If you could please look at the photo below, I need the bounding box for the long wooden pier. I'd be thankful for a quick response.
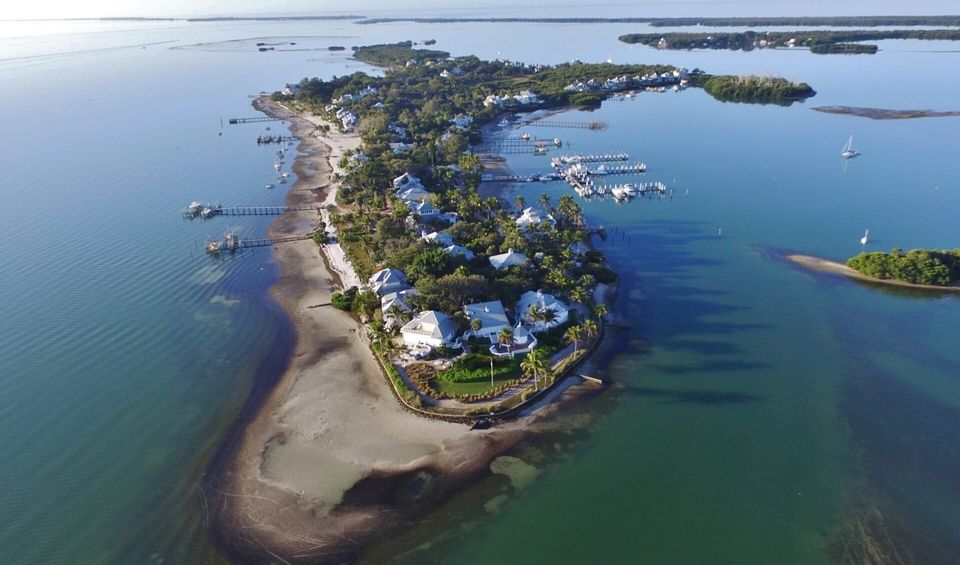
[239,234,312,248]
[523,120,607,130]
[183,204,320,220]
[228,116,282,124]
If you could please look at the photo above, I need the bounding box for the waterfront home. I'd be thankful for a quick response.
[282,83,301,96]
[450,114,474,129]
[516,289,570,332]
[420,230,455,247]
[444,244,475,261]
[463,300,510,340]
[412,200,440,219]
[381,288,420,325]
[369,268,410,296]
[393,172,423,191]
[483,94,508,107]
[489,248,528,270]
[401,310,458,349]
[513,90,541,105]
[489,321,538,357]
[569,241,590,257]
[395,185,431,203]
[516,207,554,229]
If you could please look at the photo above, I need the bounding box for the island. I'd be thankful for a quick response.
[848,248,960,287]
[206,42,817,562]
[619,29,960,55]
[813,106,960,120]
[785,253,960,294]
[701,75,815,104]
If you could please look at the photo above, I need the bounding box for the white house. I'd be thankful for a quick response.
[516,207,554,229]
[282,83,301,96]
[393,173,422,191]
[463,300,510,340]
[516,290,570,332]
[420,230,454,247]
[450,113,474,129]
[395,185,431,203]
[513,90,541,105]
[483,94,508,107]
[412,200,440,219]
[401,310,458,348]
[381,288,419,317]
[369,268,410,296]
[444,244,475,261]
[489,321,538,357]
[489,248,528,270]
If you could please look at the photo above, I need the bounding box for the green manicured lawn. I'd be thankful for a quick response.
[433,353,523,395]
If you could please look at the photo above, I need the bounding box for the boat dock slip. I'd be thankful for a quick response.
[183,204,321,219]
[522,119,607,130]
[256,135,296,144]
[205,233,313,255]
[228,116,283,124]
[552,153,630,165]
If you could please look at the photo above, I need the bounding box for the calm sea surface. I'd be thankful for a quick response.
[1,14,958,564]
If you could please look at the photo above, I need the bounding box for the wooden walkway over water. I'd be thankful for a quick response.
[184,204,321,220]
[522,120,607,130]
[238,234,312,248]
[228,116,282,124]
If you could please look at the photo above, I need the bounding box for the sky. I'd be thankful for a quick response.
[2,0,959,20]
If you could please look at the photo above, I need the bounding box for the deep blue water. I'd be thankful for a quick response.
[1,14,959,564]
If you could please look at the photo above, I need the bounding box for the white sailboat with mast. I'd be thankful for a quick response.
[841,135,860,159]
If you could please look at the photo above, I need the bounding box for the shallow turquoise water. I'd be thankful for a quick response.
[1,15,959,564]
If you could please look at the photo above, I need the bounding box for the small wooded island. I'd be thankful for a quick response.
[848,249,960,286]
[702,75,815,104]
[619,29,960,55]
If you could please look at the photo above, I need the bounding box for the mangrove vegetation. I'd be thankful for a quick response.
[848,249,960,286]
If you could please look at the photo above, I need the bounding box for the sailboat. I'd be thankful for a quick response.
[860,229,870,245]
[841,136,861,159]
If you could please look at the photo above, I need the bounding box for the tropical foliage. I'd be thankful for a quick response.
[848,249,960,286]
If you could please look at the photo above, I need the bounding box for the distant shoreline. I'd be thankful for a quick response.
[785,253,960,294]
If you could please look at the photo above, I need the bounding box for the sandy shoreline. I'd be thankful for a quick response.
[785,253,960,294]
[204,99,560,563]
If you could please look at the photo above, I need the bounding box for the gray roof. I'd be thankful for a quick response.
[401,310,457,342]
[463,300,509,330]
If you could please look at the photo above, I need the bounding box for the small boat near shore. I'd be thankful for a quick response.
[860,229,869,245]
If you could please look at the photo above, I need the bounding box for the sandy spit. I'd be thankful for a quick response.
[786,253,960,294]
[203,98,541,564]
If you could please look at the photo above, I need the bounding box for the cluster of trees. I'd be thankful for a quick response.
[702,75,815,104]
[646,16,960,27]
[848,249,960,286]
[619,29,960,56]
[275,45,625,356]
[352,41,450,66]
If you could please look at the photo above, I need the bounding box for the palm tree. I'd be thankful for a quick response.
[583,319,598,340]
[569,286,589,307]
[514,195,526,211]
[470,317,483,336]
[521,347,549,391]
[540,306,559,328]
[538,193,551,210]
[526,304,542,325]
[593,303,608,322]
[497,327,514,353]
[564,325,584,352]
